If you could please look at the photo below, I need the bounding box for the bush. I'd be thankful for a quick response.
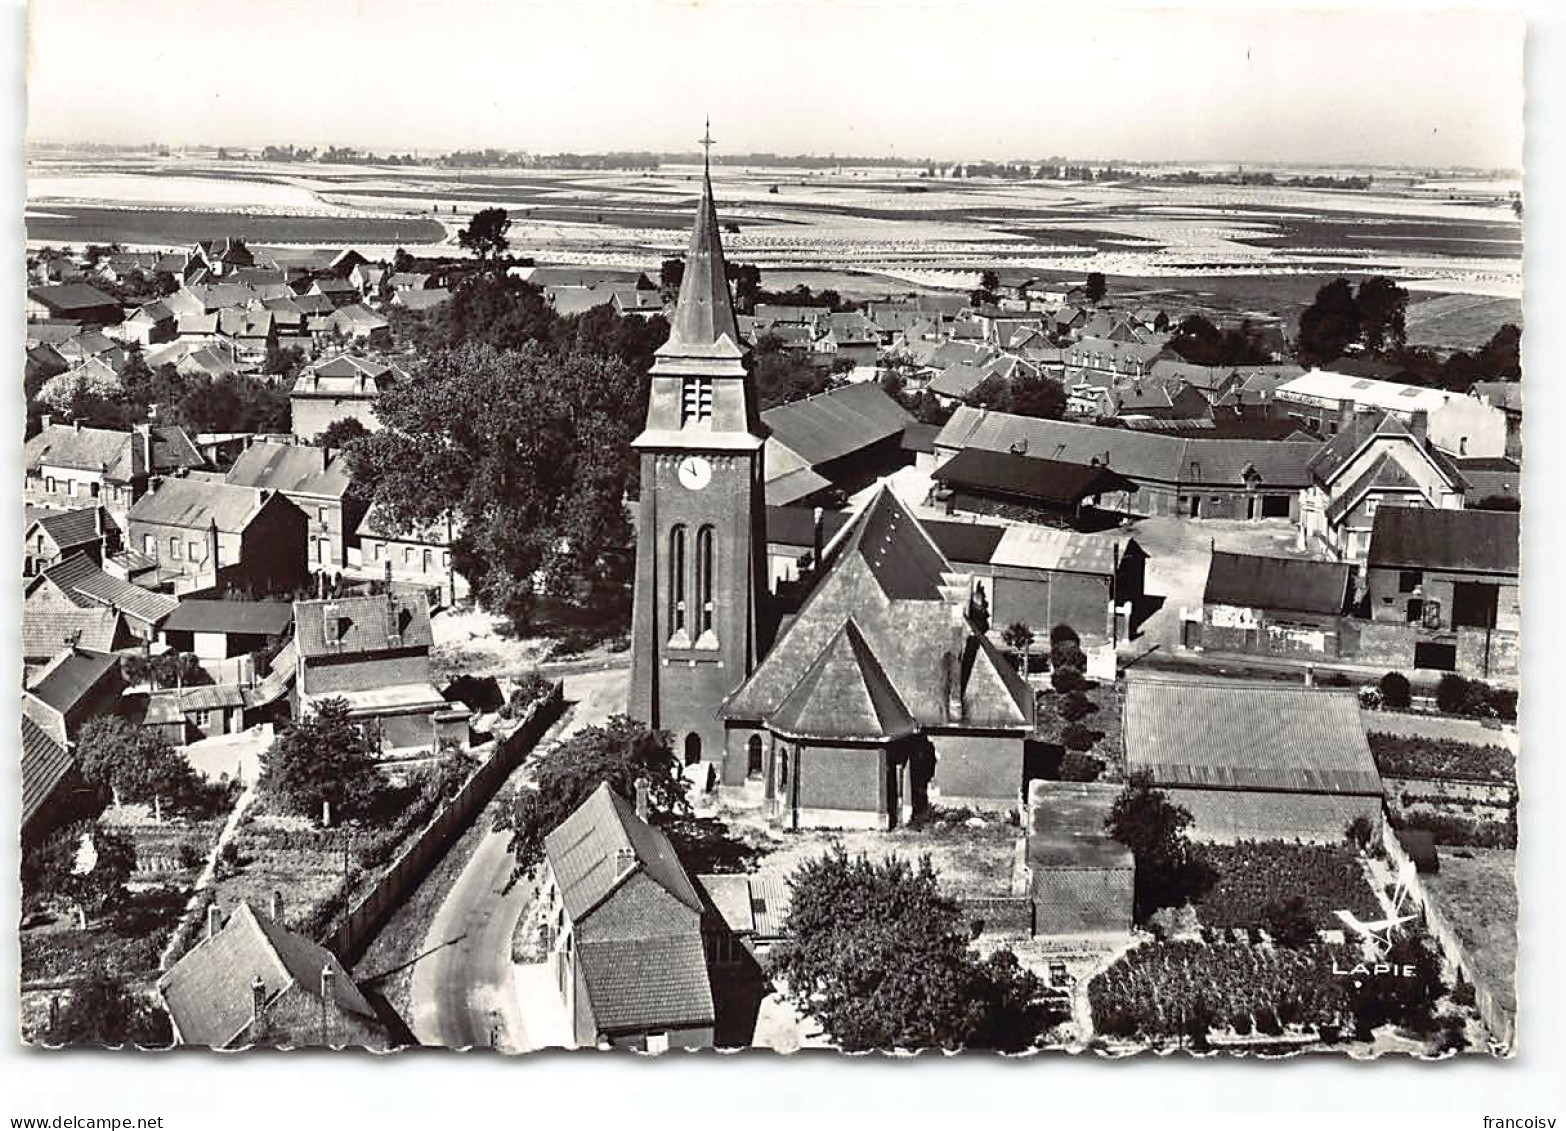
[1450,981,1477,1009]
[1061,722,1097,751]
[176,843,204,871]
[1254,1006,1283,1037]
[1345,815,1375,851]
[499,670,554,720]
[1001,622,1035,654]
[1367,732,1514,784]
[1263,896,1318,948]
[1230,1011,1254,1036]
[1059,691,1096,723]
[1435,674,1471,715]
[1147,904,1199,941]
[1358,686,1382,711]
[1049,624,1080,646]
[1379,671,1412,711]
[1059,752,1104,783]
[1050,641,1087,672]
[1050,666,1084,694]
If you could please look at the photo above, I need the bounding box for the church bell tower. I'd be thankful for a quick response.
[627,123,767,777]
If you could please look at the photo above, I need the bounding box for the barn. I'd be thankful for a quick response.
[1122,675,1383,843]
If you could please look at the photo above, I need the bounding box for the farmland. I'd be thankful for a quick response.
[1191,841,1382,929]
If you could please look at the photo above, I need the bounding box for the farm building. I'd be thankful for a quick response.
[1276,369,1507,459]
[25,284,122,326]
[1191,550,1352,660]
[1358,506,1519,680]
[159,599,294,661]
[22,648,126,747]
[1025,780,1135,937]
[760,382,915,507]
[930,448,1139,528]
[1122,675,1383,844]
[934,406,1316,522]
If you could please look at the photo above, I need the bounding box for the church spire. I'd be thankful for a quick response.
[665,119,742,355]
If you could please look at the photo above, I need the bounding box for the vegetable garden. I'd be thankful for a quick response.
[1367,733,1515,785]
[1191,841,1381,929]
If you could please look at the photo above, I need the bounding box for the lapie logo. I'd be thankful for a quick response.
[1331,858,1420,979]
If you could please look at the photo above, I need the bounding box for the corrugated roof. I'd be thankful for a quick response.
[768,619,918,742]
[761,382,914,469]
[162,599,294,636]
[1204,551,1350,616]
[543,783,704,923]
[294,592,432,658]
[1124,676,1382,796]
[1368,506,1519,574]
[990,523,1118,576]
[21,715,76,832]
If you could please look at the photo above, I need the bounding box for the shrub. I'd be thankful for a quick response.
[176,843,204,871]
[1367,732,1514,784]
[1230,1011,1254,1036]
[1059,691,1096,722]
[1379,671,1412,711]
[1051,666,1084,694]
[1059,752,1104,783]
[1435,674,1472,715]
[1001,622,1035,654]
[1358,686,1382,711]
[1147,905,1199,941]
[1254,1006,1283,1036]
[1061,722,1097,751]
[1050,641,1087,672]
[1049,623,1080,646]
[1345,815,1375,851]
[1263,896,1318,948]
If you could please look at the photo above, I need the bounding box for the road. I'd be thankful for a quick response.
[408,665,628,1050]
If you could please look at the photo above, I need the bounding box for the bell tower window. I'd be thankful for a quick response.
[695,525,715,643]
[669,525,688,642]
[681,377,713,425]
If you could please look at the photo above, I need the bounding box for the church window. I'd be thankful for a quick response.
[681,377,714,425]
[669,525,688,636]
[696,525,715,637]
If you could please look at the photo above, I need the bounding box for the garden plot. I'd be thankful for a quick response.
[1191,842,1382,930]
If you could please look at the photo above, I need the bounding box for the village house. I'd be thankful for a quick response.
[1469,381,1522,459]
[1276,368,1508,458]
[1188,550,1353,659]
[23,421,162,526]
[290,354,406,440]
[22,648,126,747]
[122,300,178,347]
[21,716,83,846]
[25,283,122,326]
[325,304,392,346]
[190,238,256,278]
[1062,335,1167,384]
[21,601,125,672]
[392,288,452,313]
[536,781,715,1051]
[292,592,469,756]
[23,505,117,576]
[158,599,294,661]
[1299,408,1467,565]
[308,276,363,309]
[126,478,308,596]
[351,505,469,606]
[224,440,357,576]
[1358,506,1519,680]
[1123,674,1383,843]
[29,552,180,644]
[144,683,251,743]
[158,899,389,1049]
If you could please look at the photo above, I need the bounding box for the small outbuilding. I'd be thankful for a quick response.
[1025,780,1135,937]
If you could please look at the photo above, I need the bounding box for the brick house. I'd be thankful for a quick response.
[351,504,469,606]
[23,506,117,576]
[29,553,179,644]
[127,478,308,596]
[537,782,714,1051]
[289,354,407,441]
[224,440,358,576]
[1191,550,1353,660]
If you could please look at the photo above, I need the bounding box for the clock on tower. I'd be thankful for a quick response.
[627,126,768,780]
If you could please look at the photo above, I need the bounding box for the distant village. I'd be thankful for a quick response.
[20,168,1521,1057]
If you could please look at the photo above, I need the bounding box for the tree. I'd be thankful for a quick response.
[971,269,1001,307]
[1001,621,1034,655]
[1296,278,1361,366]
[315,417,371,451]
[41,969,173,1048]
[1105,772,1203,922]
[1347,934,1444,1039]
[770,849,1054,1052]
[659,257,685,301]
[1084,272,1107,304]
[753,334,836,410]
[349,343,643,628]
[1005,372,1068,420]
[1263,895,1317,947]
[1378,671,1412,711]
[258,698,386,823]
[1059,691,1096,723]
[499,715,688,877]
[74,718,200,812]
[44,824,137,926]
[1356,277,1409,353]
[457,207,512,262]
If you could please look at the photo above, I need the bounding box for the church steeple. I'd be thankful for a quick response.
[662,119,743,358]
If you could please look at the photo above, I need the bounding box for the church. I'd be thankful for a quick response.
[628,138,1035,830]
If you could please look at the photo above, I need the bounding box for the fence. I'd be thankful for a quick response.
[1379,821,1515,1051]
[321,680,566,963]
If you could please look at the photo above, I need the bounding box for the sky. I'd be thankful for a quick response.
[25,0,1525,169]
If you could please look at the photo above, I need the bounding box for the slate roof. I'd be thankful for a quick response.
[128,479,271,533]
[768,619,918,742]
[151,426,206,472]
[28,283,120,316]
[21,716,76,833]
[294,592,433,658]
[1123,676,1382,796]
[934,406,1318,488]
[26,648,120,713]
[224,441,349,498]
[22,604,122,660]
[157,901,378,1048]
[933,448,1137,505]
[24,423,142,480]
[1203,551,1351,616]
[761,382,914,468]
[43,553,180,625]
[162,599,294,637]
[928,361,988,400]
[575,935,714,1033]
[1367,506,1519,575]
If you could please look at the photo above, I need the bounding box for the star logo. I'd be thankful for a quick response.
[1334,858,1419,963]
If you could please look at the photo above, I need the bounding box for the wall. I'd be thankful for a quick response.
[1169,786,1381,845]
[321,682,565,962]
[791,741,888,827]
[932,730,1023,809]
[1365,566,1520,635]
[1029,868,1135,936]
[1430,397,1506,460]
[1198,604,1344,659]
[1348,618,1520,682]
[992,567,1112,644]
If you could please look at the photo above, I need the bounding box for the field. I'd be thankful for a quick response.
[26,155,1522,334]
[1405,294,1525,349]
[1422,849,1517,1016]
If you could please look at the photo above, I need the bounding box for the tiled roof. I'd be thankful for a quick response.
[43,553,180,625]
[1123,676,1382,796]
[933,448,1137,505]
[543,783,704,923]
[928,361,988,400]
[157,902,377,1048]
[22,604,122,660]
[162,599,294,637]
[293,592,433,658]
[697,874,791,938]
[1368,506,1519,575]
[224,441,349,498]
[761,381,913,469]
[21,716,76,832]
[24,423,141,480]
[152,426,206,472]
[128,478,270,533]
[1204,551,1350,616]
[26,648,120,713]
[31,506,105,549]
[768,618,918,742]
[576,935,714,1033]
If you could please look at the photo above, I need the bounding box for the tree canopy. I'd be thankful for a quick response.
[753,334,840,410]
[969,372,1068,420]
[1106,772,1209,922]
[1167,314,1272,367]
[771,849,1057,1052]
[257,698,386,823]
[41,969,173,1048]
[314,417,371,451]
[1084,272,1107,304]
[1296,278,1363,366]
[457,207,512,261]
[498,715,689,877]
[74,717,200,812]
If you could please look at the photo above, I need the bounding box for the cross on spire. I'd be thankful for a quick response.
[698,118,715,172]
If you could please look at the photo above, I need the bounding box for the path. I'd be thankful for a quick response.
[407,667,628,1050]
[1363,710,1517,755]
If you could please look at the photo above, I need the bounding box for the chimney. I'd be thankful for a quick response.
[147,401,159,422]
[323,601,341,645]
[1337,397,1356,432]
[812,507,825,569]
[270,890,284,922]
[614,846,637,878]
[385,592,401,645]
[634,776,650,822]
[1409,408,1429,444]
[206,903,222,940]
[250,976,267,1039]
[209,517,220,571]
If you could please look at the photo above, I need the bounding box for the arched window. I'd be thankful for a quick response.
[684,732,702,766]
[696,525,715,637]
[669,525,687,636]
[747,734,764,778]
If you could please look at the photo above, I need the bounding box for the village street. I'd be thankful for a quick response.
[407,664,629,1050]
